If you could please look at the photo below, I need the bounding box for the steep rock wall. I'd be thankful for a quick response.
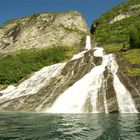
[0,11,89,54]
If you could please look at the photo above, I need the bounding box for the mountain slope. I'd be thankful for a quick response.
[0,11,89,54]
[91,0,140,78]
[0,11,89,87]
[91,0,140,45]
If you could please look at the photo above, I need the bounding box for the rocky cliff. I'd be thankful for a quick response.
[0,11,89,54]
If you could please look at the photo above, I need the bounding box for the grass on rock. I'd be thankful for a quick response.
[103,43,140,77]
[0,46,78,85]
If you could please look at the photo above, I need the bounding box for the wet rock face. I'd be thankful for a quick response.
[104,68,119,113]
[0,47,139,113]
[0,11,89,54]
[117,58,140,112]
[0,50,101,111]
[117,71,140,112]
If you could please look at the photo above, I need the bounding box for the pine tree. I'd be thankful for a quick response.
[129,26,140,49]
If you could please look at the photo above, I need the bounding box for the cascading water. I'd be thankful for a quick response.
[109,55,138,113]
[45,47,109,113]
[0,63,66,103]
[0,35,138,113]
[71,35,91,60]
[85,35,91,50]
[45,37,138,113]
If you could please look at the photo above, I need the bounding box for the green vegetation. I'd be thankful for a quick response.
[123,49,140,64]
[123,67,140,76]
[0,46,78,85]
[93,16,140,45]
[129,26,140,49]
[103,44,140,65]
[91,0,140,45]
[103,43,140,76]
[92,0,140,26]
[102,44,123,53]
[90,0,140,77]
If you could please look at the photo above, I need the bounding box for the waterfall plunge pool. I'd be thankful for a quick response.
[0,111,140,140]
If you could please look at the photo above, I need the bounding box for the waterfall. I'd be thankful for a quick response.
[0,85,16,94]
[71,35,91,60]
[45,48,108,113]
[46,45,138,113]
[85,35,91,50]
[107,54,138,113]
[108,55,138,113]
[0,35,138,113]
[45,64,105,113]
[0,63,65,103]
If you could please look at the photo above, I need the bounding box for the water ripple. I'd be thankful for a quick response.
[0,112,140,140]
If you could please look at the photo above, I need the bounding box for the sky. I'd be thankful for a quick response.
[0,0,127,27]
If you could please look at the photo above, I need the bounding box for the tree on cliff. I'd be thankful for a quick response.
[129,26,140,49]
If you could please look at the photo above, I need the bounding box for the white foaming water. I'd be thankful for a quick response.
[94,47,105,57]
[0,85,16,94]
[108,54,138,113]
[71,35,92,60]
[71,50,87,60]
[0,63,65,103]
[0,35,138,113]
[46,48,108,113]
[46,47,138,113]
[45,66,105,113]
[85,35,91,50]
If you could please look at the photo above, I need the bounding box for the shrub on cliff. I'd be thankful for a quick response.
[0,46,77,84]
[129,26,140,49]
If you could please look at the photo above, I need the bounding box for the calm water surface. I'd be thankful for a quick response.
[0,112,140,140]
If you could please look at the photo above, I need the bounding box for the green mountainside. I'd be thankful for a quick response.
[91,0,140,45]
[0,46,77,85]
[91,0,140,78]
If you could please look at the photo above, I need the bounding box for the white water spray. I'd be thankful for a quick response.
[107,55,138,113]
[46,45,138,113]
[85,35,91,50]
[0,35,138,113]
[46,47,107,113]
[0,63,65,103]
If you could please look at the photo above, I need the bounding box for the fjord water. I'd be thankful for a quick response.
[0,112,140,140]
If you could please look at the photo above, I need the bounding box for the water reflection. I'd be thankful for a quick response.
[95,114,122,140]
[118,114,140,140]
[0,112,140,140]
